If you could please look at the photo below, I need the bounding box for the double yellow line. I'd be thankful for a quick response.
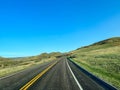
[20,61,58,90]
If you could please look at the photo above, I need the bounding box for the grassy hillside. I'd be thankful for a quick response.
[69,37,120,89]
[0,37,120,89]
[0,52,62,77]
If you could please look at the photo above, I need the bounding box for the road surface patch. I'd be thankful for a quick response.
[20,61,58,90]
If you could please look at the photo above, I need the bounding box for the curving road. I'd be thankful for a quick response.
[0,57,115,90]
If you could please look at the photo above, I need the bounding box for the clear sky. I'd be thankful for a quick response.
[0,0,120,57]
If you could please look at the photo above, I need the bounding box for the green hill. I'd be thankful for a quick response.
[0,52,62,78]
[0,37,120,89]
[69,37,120,89]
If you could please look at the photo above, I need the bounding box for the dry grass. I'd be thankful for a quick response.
[0,56,56,78]
[0,52,62,78]
[70,42,120,89]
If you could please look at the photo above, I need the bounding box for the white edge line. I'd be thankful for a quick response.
[66,60,83,90]
[0,69,24,80]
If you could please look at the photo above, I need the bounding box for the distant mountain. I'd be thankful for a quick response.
[0,37,120,88]
[11,52,63,61]
[0,57,10,61]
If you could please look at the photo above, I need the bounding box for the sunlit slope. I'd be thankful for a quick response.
[69,37,120,89]
[0,52,62,77]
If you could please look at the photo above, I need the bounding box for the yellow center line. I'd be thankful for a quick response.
[20,61,58,90]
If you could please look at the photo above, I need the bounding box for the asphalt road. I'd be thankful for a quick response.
[0,57,108,90]
[0,60,57,90]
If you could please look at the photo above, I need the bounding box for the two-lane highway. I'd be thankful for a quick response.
[24,57,105,90]
[25,57,81,90]
[0,57,113,90]
[0,60,57,90]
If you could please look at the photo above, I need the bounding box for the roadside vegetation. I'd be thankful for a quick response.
[69,37,120,89]
[0,52,62,78]
[1,37,120,89]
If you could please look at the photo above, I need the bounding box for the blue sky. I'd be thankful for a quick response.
[0,0,120,57]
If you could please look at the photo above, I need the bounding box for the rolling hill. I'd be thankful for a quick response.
[0,52,62,77]
[0,37,120,89]
[69,37,120,89]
